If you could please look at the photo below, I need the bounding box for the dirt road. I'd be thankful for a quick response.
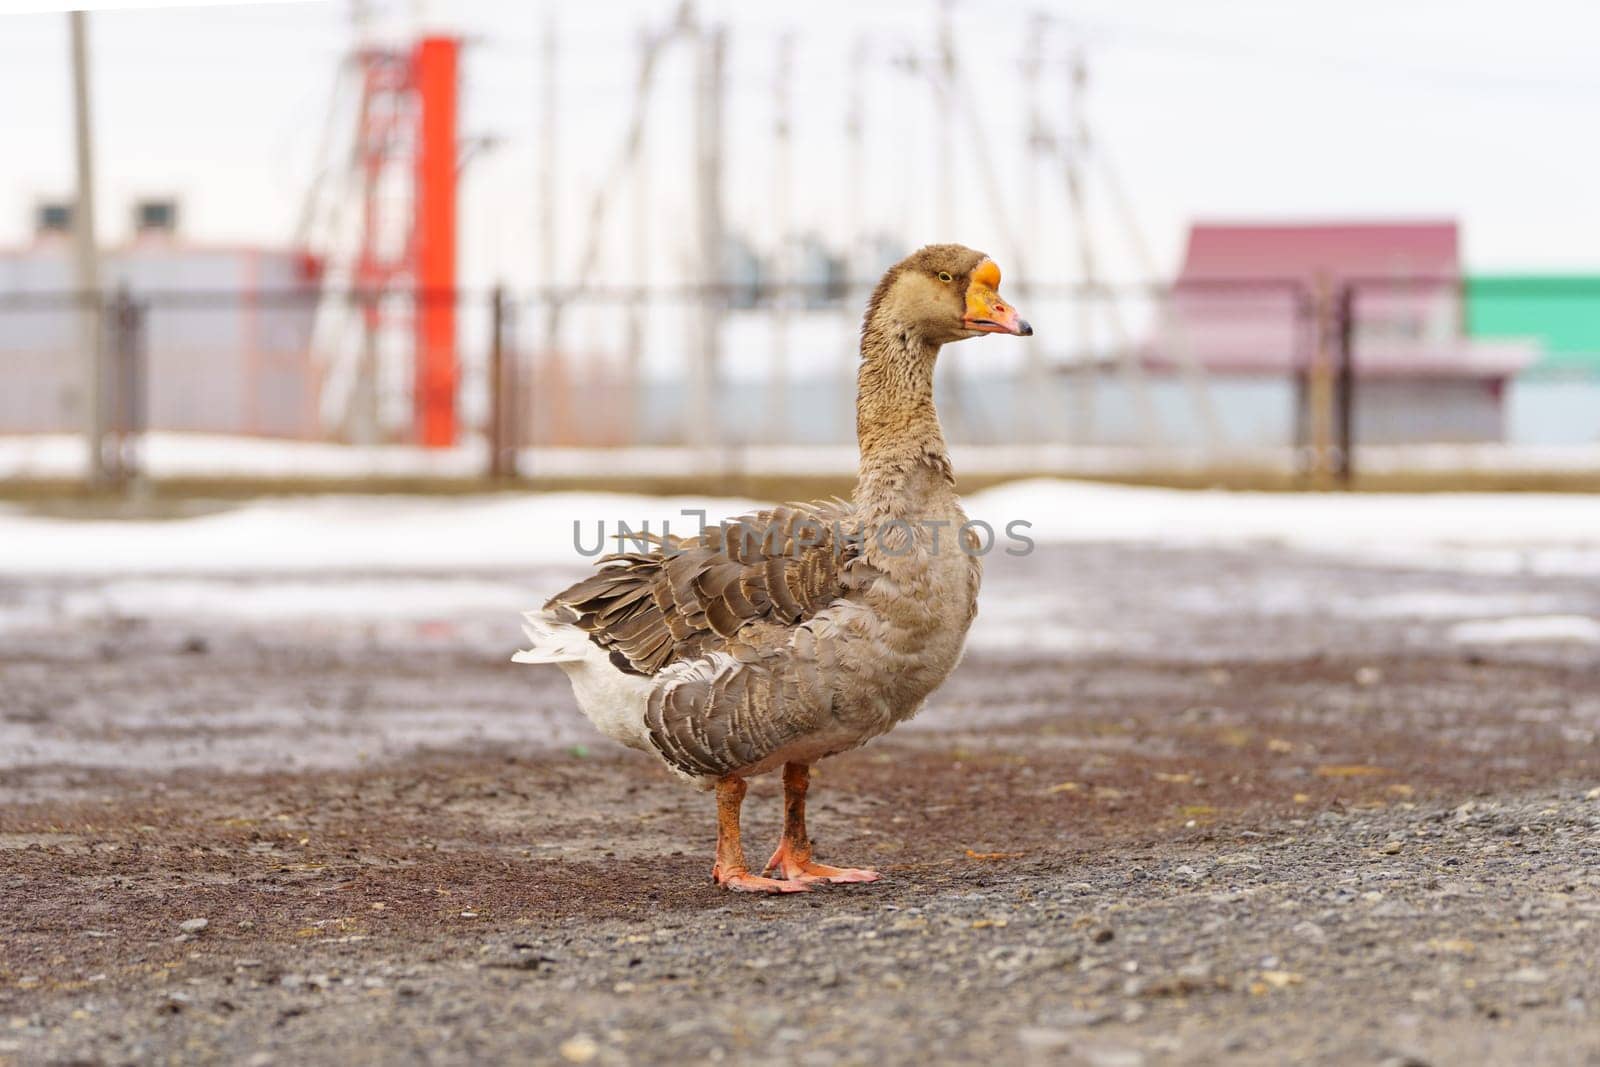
[3,540,1599,1065]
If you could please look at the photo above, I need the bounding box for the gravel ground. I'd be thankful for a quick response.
[3,540,1599,1066]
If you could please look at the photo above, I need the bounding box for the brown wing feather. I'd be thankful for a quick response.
[543,500,858,677]
[642,640,828,779]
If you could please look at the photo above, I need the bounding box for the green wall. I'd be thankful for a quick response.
[1465,275,1600,374]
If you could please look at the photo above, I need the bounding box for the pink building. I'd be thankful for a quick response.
[1152,221,1534,442]
[0,205,322,438]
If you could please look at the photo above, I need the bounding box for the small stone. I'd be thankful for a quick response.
[1380,840,1403,855]
[1355,666,1383,687]
[180,918,209,934]
[1508,967,1550,984]
[1016,1027,1072,1053]
[1090,926,1115,944]
[1084,1043,1146,1067]
[1258,970,1303,989]
[559,1035,599,1063]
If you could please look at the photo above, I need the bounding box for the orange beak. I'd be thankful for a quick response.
[963,259,1033,336]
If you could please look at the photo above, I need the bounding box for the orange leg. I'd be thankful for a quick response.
[763,763,881,885]
[711,776,811,894]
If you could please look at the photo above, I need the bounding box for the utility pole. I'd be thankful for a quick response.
[1096,145,1223,452]
[767,33,793,442]
[1063,48,1160,447]
[547,2,690,446]
[840,35,868,423]
[538,12,557,326]
[1062,50,1098,446]
[624,28,652,443]
[933,0,955,227]
[931,0,968,441]
[688,23,725,446]
[69,11,107,488]
[1019,16,1049,442]
[537,11,560,444]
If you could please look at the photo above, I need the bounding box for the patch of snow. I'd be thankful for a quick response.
[1447,616,1600,645]
[0,492,756,576]
[1169,584,1570,620]
[964,619,1150,656]
[50,578,529,622]
[966,479,1600,576]
[1,479,1598,579]
[1341,592,1571,619]
[965,595,1151,656]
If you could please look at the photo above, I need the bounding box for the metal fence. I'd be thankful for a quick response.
[2,278,1598,487]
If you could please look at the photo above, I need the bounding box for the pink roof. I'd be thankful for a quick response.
[1180,220,1459,283]
[1152,220,1531,378]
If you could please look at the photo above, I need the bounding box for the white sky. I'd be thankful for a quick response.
[2,0,1599,290]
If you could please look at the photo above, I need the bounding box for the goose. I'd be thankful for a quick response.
[515,244,1032,892]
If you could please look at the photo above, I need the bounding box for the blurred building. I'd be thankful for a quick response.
[1152,221,1535,444]
[0,199,322,437]
[790,233,848,308]
[1466,275,1600,377]
[722,233,764,310]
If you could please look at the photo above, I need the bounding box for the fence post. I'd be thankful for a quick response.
[487,285,518,480]
[1333,283,1357,488]
[105,285,146,490]
[126,291,147,488]
[83,289,108,490]
[1303,274,1336,488]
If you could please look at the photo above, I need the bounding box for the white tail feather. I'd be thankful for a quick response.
[512,611,591,664]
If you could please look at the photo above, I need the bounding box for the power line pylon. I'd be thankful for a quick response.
[299,4,462,447]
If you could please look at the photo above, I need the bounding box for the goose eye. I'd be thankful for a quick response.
[937,271,953,283]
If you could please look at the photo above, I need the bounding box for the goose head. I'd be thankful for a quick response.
[865,243,1033,348]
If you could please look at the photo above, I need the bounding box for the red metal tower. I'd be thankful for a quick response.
[350,34,460,447]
